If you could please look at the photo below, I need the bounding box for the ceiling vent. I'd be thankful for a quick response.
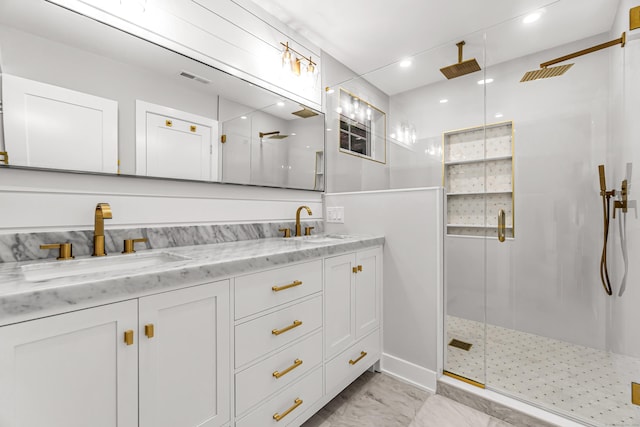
[179,70,211,84]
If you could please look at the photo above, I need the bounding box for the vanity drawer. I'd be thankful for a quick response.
[235,296,322,367]
[236,330,322,415]
[235,260,322,319]
[325,329,380,394]
[236,367,323,427]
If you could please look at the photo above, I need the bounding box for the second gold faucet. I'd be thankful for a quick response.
[93,203,112,256]
[295,205,312,237]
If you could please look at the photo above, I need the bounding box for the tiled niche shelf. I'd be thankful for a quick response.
[443,121,514,238]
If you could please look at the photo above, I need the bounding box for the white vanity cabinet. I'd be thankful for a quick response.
[0,300,139,427]
[234,260,325,426]
[0,280,230,427]
[138,281,230,427]
[324,247,382,395]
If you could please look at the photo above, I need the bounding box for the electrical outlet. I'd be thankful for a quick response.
[326,206,345,223]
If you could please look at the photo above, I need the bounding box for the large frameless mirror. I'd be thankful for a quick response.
[0,0,325,191]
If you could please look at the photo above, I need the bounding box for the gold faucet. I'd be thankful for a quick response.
[93,203,112,256]
[295,205,312,237]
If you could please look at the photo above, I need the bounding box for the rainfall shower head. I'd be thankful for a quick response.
[520,64,574,82]
[259,131,288,140]
[440,41,481,80]
[520,33,626,83]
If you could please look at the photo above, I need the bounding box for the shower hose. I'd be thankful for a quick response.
[600,191,613,296]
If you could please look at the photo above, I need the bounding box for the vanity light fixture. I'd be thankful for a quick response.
[281,42,317,78]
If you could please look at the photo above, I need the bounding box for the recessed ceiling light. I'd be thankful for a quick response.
[440,99,448,103]
[240,116,247,120]
[277,101,285,107]
[291,133,297,136]
[523,12,541,24]
[495,113,504,118]
[326,128,332,132]
[477,78,494,85]
[399,59,412,68]
[390,133,396,139]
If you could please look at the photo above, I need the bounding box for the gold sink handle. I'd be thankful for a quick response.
[122,237,148,254]
[40,243,74,260]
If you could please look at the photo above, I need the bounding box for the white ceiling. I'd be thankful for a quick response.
[248,0,619,94]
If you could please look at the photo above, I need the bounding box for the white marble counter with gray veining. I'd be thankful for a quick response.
[0,234,384,326]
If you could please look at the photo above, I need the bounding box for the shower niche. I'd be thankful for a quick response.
[443,121,514,238]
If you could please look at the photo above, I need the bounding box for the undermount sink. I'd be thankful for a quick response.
[287,234,350,244]
[21,252,190,282]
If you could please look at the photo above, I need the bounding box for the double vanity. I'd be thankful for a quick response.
[0,227,384,427]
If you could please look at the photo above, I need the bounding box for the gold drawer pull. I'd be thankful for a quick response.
[124,330,134,346]
[349,351,367,365]
[144,324,155,339]
[272,320,302,336]
[273,359,303,379]
[273,398,303,422]
[272,280,303,292]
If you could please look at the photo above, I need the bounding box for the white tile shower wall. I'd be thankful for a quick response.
[324,188,444,389]
[0,168,322,233]
[607,0,640,359]
[390,34,612,351]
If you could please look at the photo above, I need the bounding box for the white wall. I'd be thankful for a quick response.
[607,0,640,358]
[0,167,322,233]
[325,188,443,391]
[390,34,613,351]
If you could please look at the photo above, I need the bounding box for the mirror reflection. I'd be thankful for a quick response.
[0,0,324,190]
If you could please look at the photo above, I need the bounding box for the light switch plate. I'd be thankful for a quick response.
[326,206,344,223]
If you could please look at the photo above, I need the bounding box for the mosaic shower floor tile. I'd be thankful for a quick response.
[446,315,640,426]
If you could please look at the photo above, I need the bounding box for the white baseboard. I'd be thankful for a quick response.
[381,353,437,393]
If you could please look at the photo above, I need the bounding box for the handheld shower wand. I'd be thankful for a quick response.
[598,165,614,296]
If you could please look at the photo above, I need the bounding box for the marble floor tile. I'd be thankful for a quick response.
[302,371,513,427]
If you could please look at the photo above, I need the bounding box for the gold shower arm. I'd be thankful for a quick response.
[540,32,626,68]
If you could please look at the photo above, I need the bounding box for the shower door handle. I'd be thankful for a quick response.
[498,209,506,242]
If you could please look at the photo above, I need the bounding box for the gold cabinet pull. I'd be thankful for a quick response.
[273,398,303,422]
[165,119,172,127]
[0,151,8,165]
[352,266,358,274]
[272,320,302,336]
[357,265,363,272]
[498,209,506,242]
[273,359,303,379]
[144,324,155,339]
[349,351,367,365]
[124,330,134,346]
[272,280,302,292]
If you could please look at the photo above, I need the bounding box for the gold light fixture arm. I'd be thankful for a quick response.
[540,32,626,68]
[280,42,316,66]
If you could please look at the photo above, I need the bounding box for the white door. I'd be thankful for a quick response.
[136,100,218,181]
[1,73,118,173]
[355,247,382,339]
[324,252,356,359]
[0,300,138,427]
[139,281,230,427]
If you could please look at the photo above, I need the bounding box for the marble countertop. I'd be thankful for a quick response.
[0,234,384,325]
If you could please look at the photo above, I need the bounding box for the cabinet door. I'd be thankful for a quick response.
[139,281,230,427]
[0,300,138,427]
[355,247,382,339]
[324,253,356,359]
